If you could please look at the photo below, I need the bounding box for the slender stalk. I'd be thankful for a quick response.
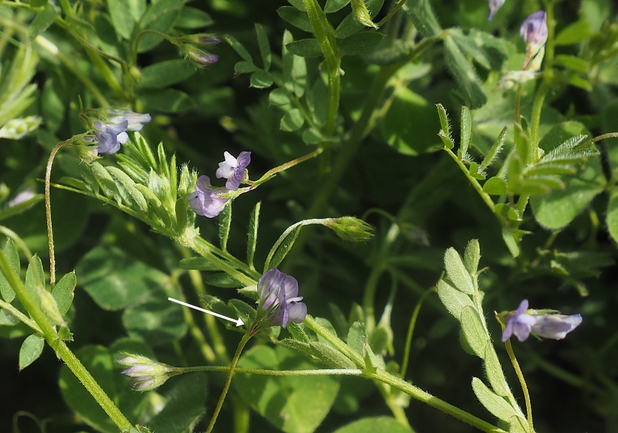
[505,340,534,432]
[205,331,253,433]
[251,148,323,187]
[400,287,436,378]
[45,141,70,287]
[377,0,409,28]
[370,368,507,433]
[182,365,363,376]
[444,148,496,213]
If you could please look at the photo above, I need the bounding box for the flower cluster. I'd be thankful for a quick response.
[175,34,221,68]
[188,151,251,218]
[256,268,307,329]
[93,110,151,155]
[500,299,582,342]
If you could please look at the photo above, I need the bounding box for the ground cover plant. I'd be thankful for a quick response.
[1,0,618,432]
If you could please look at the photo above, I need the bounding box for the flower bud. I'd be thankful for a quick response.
[0,115,42,139]
[118,353,178,391]
[325,217,374,242]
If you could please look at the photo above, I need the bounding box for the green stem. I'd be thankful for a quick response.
[205,331,253,433]
[0,299,41,333]
[377,0,409,28]
[251,148,323,187]
[445,148,496,213]
[505,341,534,432]
[369,368,507,433]
[0,250,132,431]
[400,287,436,378]
[182,365,363,376]
[45,141,70,287]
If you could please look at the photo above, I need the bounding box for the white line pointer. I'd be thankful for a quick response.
[168,297,244,327]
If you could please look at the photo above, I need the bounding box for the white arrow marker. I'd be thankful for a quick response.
[168,297,244,327]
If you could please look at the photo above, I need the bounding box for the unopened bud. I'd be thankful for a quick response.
[326,217,374,242]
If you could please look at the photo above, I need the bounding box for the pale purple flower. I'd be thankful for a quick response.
[520,11,548,58]
[501,299,582,342]
[8,188,36,207]
[257,268,307,328]
[488,0,505,21]
[118,354,176,391]
[108,110,152,131]
[215,151,251,190]
[187,175,230,218]
[93,120,129,155]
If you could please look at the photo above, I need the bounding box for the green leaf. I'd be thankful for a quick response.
[402,0,441,37]
[381,87,439,155]
[267,226,302,269]
[555,20,593,45]
[234,61,258,74]
[107,0,136,39]
[480,126,508,171]
[28,4,58,39]
[224,34,254,64]
[138,88,196,113]
[76,245,167,311]
[269,88,291,107]
[52,271,76,315]
[19,334,45,370]
[471,377,519,423]
[250,69,274,88]
[0,239,20,302]
[530,159,604,229]
[444,247,475,295]
[282,30,307,97]
[255,23,272,70]
[247,202,260,268]
[279,339,357,369]
[59,340,153,433]
[205,273,243,288]
[483,177,508,195]
[137,0,184,52]
[483,346,510,397]
[287,0,307,11]
[174,6,213,28]
[443,35,487,109]
[25,255,45,304]
[436,103,451,138]
[286,39,323,58]
[235,345,340,433]
[278,6,313,33]
[218,204,232,251]
[139,59,196,88]
[460,306,488,358]
[123,285,187,346]
[436,280,474,321]
[281,108,305,131]
[339,31,384,56]
[333,417,414,433]
[325,0,350,13]
[147,374,208,433]
[463,239,480,275]
[606,188,618,244]
[177,256,221,271]
[554,55,591,74]
[459,105,472,158]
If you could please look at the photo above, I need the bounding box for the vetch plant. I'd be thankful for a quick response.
[2,1,618,433]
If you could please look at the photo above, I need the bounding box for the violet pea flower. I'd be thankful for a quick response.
[187,175,230,218]
[216,151,251,190]
[501,299,582,342]
[257,268,307,328]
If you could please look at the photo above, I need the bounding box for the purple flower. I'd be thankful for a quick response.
[93,120,129,155]
[257,268,307,328]
[520,11,548,57]
[501,299,582,342]
[107,110,152,131]
[187,175,230,218]
[215,151,251,190]
[487,0,505,21]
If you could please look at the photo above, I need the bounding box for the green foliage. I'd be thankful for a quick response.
[235,345,340,433]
